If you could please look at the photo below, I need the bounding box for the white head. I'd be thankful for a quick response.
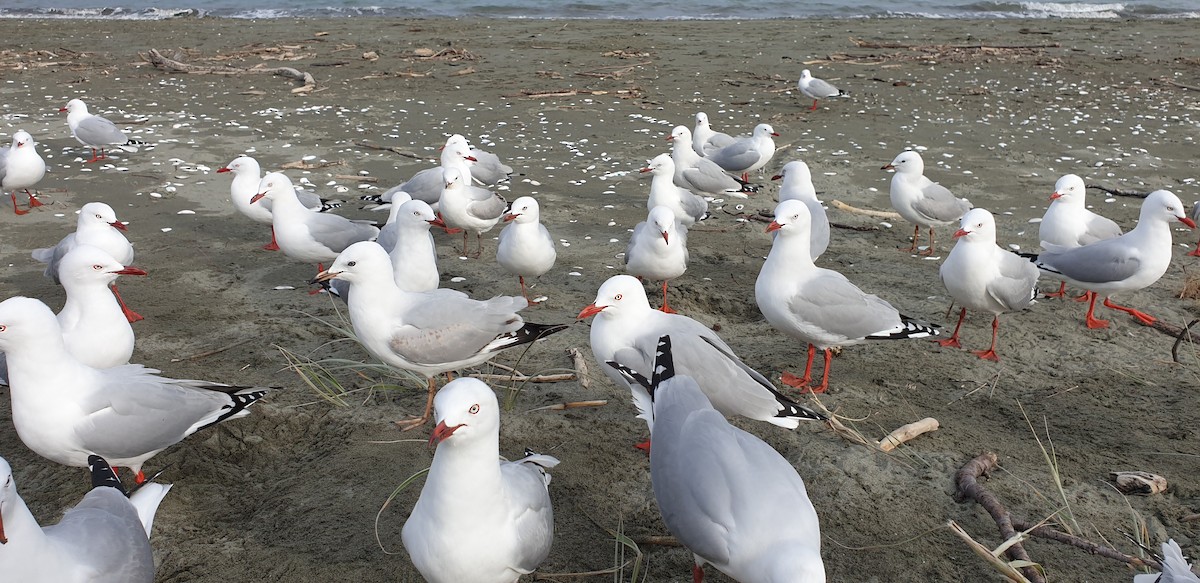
[1140,189,1195,228]
[58,244,146,289]
[767,199,813,237]
[0,296,61,353]
[395,199,440,230]
[694,112,710,126]
[753,123,778,138]
[883,150,925,175]
[669,125,692,144]
[800,69,813,81]
[578,274,651,320]
[647,206,680,244]
[63,98,88,115]
[442,167,467,191]
[504,196,541,224]
[78,202,125,232]
[251,172,296,204]
[1049,174,1086,205]
[641,153,675,177]
[440,136,474,166]
[313,241,393,286]
[428,378,500,448]
[953,208,997,244]
[10,130,34,151]
[773,160,812,185]
[217,154,260,177]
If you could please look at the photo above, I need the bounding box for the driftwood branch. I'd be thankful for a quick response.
[1171,319,1200,363]
[352,141,428,160]
[1010,518,1160,571]
[1085,183,1148,198]
[829,199,903,220]
[878,417,939,452]
[1160,78,1200,92]
[145,48,315,91]
[850,37,1060,51]
[567,347,591,390]
[954,453,1047,583]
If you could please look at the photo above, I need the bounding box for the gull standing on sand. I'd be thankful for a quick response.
[252,172,379,274]
[756,200,939,393]
[1132,540,1200,583]
[439,167,507,258]
[1033,189,1194,329]
[937,209,1039,362]
[773,160,829,260]
[609,336,826,583]
[643,153,708,228]
[497,196,556,302]
[798,69,847,111]
[32,201,142,323]
[218,155,342,250]
[0,296,269,483]
[669,126,752,199]
[691,112,735,156]
[60,99,142,163]
[1038,173,1122,298]
[626,206,689,314]
[883,150,972,256]
[382,198,444,292]
[311,242,566,429]
[703,123,778,182]
[579,275,826,435]
[0,130,47,215]
[402,378,558,583]
[0,455,172,583]
[370,135,477,209]
[466,144,514,186]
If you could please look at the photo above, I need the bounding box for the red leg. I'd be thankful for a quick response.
[308,264,326,295]
[86,148,102,163]
[902,224,921,253]
[1190,239,1200,257]
[782,344,817,389]
[806,348,832,394]
[396,377,437,431]
[919,227,938,256]
[1084,293,1109,329]
[473,232,484,259]
[935,307,967,348]
[134,470,146,485]
[810,99,819,111]
[110,284,144,323]
[1074,290,1094,303]
[740,171,749,183]
[692,563,705,583]
[1102,297,1156,326]
[1044,282,1068,299]
[659,280,676,314]
[10,192,28,215]
[972,316,1001,362]
[263,226,280,251]
[634,439,651,453]
[25,189,42,208]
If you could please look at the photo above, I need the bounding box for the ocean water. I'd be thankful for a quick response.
[0,0,1196,20]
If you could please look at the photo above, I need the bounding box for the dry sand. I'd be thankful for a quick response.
[0,16,1198,583]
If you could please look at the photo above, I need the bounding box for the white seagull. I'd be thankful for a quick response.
[217,155,343,250]
[772,160,829,260]
[756,200,938,393]
[937,209,1039,361]
[497,196,556,302]
[372,135,476,209]
[691,112,735,156]
[703,123,779,182]
[252,172,379,275]
[642,153,708,228]
[1033,189,1194,329]
[382,198,444,292]
[625,206,689,314]
[32,202,142,322]
[1133,540,1200,583]
[608,335,826,583]
[402,378,558,583]
[578,275,825,438]
[311,242,566,429]
[0,296,268,483]
[883,150,972,255]
[1038,174,1122,298]
[60,99,142,163]
[668,126,752,199]
[438,166,507,258]
[466,144,514,186]
[798,69,847,111]
[0,455,172,583]
[0,130,47,215]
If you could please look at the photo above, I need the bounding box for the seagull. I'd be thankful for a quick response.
[438,167,507,258]
[668,126,753,199]
[311,242,567,430]
[756,200,939,393]
[608,335,826,583]
[252,172,379,277]
[883,150,972,256]
[31,202,142,323]
[626,206,689,314]
[642,153,708,228]
[217,155,343,251]
[497,196,556,302]
[703,123,778,183]
[370,135,476,209]
[466,144,514,186]
[691,112,735,156]
[0,130,47,215]
[0,296,269,483]
[402,378,558,583]
[60,99,143,163]
[937,209,1039,361]
[579,274,825,436]
[1132,540,1200,583]
[1038,174,1122,299]
[382,198,444,292]
[773,160,829,260]
[0,455,172,583]
[1033,189,1194,329]
[798,69,847,111]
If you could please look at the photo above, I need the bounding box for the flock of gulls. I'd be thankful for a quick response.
[0,65,1198,583]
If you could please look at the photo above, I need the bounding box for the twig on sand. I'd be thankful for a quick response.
[850,37,1061,51]
[144,48,316,92]
[1085,184,1148,198]
[352,140,429,160]
[1170,319,1199,363]
[567,347,591,390]
[829,199,903,220]
[946,520,1036,582]
[878,417,940,452]
[526,400,608,413]
[170,337,253,363]
[1160,78,1200,92]
[280,159,345,170]
[1009,518,1160,571]
[335,174,378,183]
[469,372,576,383]
[953,452,1046,583]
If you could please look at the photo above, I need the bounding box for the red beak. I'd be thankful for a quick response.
[661,231,669,244]
[666,135,674,141]
[503,213,519,222]
[577,303,605,319]
[0,512,6,544]
[110,221,128,231]
[465,155,478,162]
[250,192,266,204]
[1181,217,1197,229]
[639,167,652,173]
[115,266,148,276]
[59,107,68,112]
[953,228,970,238]
[429,421,462,446]
[16,141,25,148]
[428,217,448,229]
[1049,191,1063,200]
[881,163,895,171]
[771,132,780,137]
[765,221,782,233]
[770,174,783,181]
[217,167,231,173]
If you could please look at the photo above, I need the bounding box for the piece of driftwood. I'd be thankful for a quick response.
[280,159,345,170]
[878,417,939,452]
[1010,518,1160,571]
[469,372,576,383]
[1110,471,1168,495]
[829,199,904,220]
[1086,183,1148,198]
[954,452,1047,583]
[352,141,428,160]
[145,48,315,90]
[1161,78,1200,92]
[527,400,608,412]
[850,37,1060,51]
[947,520,1036,582]
[334,174,378,183]
[567,347,591,390]
[170,338,253,363]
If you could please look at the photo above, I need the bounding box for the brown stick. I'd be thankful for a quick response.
[170,338,253,363]
[954,452,1047,583]
[567,347,591,390]
[144,48,315,88]
[352,141,429,160]
[1009,518,1161,570]
[829,199,904,220]
[1161,78,1200,92]
[1085,183,1148,198]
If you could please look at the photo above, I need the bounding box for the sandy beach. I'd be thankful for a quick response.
[0,15,1198,582]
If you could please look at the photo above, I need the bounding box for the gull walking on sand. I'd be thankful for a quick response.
[626,206,689,313]
[402,378,558,583]
[643,153,708,228]
[703,123,778,182]
[691,112,735,156]
[579,275,825,439]
[756,200,939,393]
[669,126,753,199]
[0,455,172,583]
[438,167,507,258]
[1032,189,1194,329]
[218,155,343,250]
[32,201,143,322]
[798,69,847,111]
[608,336,826,583]
[884,150,972,255]
[0,130,47,215]
[1038,173,1122,299]
[773,160,829,260]
[497,196,556,302]
[0,296,269,483]
[937,209,1039,362]
[311,242,567,430]
[60,99,142,163]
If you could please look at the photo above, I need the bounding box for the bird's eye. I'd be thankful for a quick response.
[347,261,357,267]
[95,214,103,219]
[469,404,480,414]
[0,325,6,332]
[93,264,103,270]
[614,293,623,300]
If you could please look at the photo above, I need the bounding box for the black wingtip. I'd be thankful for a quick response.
[88,455,127,495]
[650,335,676,388]
[521,322,570,342]
[606,360,651,390]
[1017,251,1038,262]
